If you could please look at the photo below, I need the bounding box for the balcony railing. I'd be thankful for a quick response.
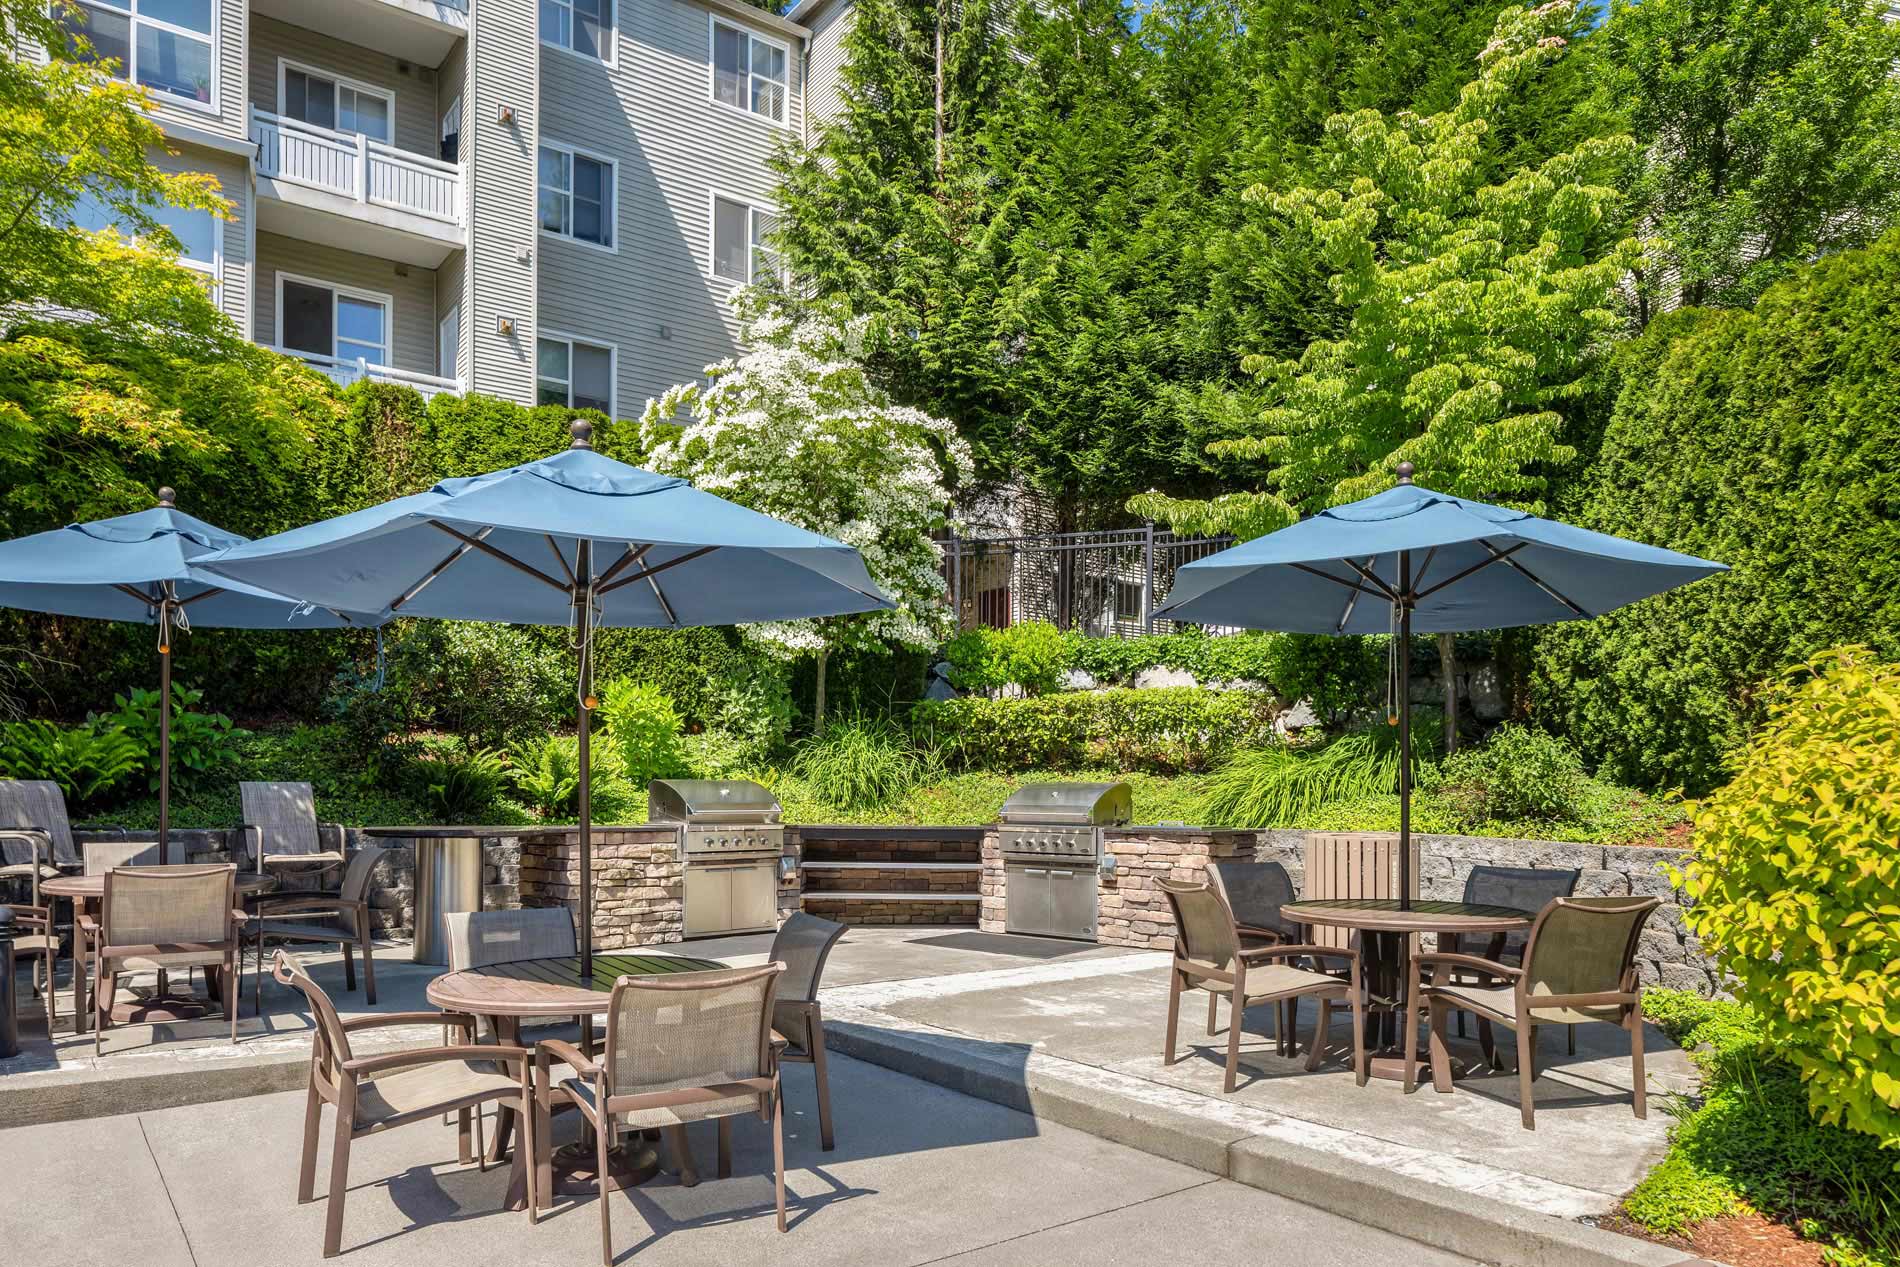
[252,108,462,227]
[279,348,462,400]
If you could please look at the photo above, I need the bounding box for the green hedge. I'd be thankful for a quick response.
[1535,231,1900,793]
[913,687,1276,772]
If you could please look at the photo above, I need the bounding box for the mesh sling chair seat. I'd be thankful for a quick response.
[1440,865,1582,1059]
[80,864,247,1055]
[271,951,537,1259]
[767,912,847,1151]
[1206,860,1303,1057]
[0,779,83,904]
[252,846,385,1012]
[1404,895,1661,1130]
[535,962,789,1267]
[1159,878,1366,1093]
[239,781,346,882]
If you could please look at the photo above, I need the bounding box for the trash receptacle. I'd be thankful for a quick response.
[0,906,20,1058]
[411,837,483,965]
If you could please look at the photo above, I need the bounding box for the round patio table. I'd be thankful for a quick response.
[1279,898,1532,1081]
[427,951,729,1188]
[43,867,278,1029]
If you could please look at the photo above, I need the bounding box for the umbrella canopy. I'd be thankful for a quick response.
[203,421,894,979]
[0,489,374,857]
[1155,464,1726,907]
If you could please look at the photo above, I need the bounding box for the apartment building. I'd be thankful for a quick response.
[57,0,828,413]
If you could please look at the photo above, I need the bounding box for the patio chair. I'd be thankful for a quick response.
[80,864,246,1056]
[1443,865,1582,1056]
[252,846,384,1012]
[1206,860,1301,1054]
[82,840,161,872]
[271,950,537,1258]
[238,781,346,885]
[5,901,59,1031]
[1158,878,1366,1093]
[1404,895,1661,1130]
[535,963,788,1267]
[767,912,847,1151]
[0,779,82,906]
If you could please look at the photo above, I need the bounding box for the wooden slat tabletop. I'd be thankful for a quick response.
[427,953,730,1018]
[1280,898,1533,935]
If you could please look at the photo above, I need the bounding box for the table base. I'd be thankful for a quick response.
[107,991,221,1025]
[548,1138,661,1192]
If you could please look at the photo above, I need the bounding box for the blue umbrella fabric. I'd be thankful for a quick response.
[203,421,894,980]
[0,490,375,858]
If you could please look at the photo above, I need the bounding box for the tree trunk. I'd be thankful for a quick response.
[933,0,946,182]
[1437,632,1458,755]
[814,645,829,734]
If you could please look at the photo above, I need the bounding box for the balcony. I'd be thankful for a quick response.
[250,0,466,65]
[252,109,464,267]
[278,348,462,400]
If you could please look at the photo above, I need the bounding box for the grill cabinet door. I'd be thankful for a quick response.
[684,865,732,938]
[1047,867,1099,940]
[1005,864,1051,936]
[731,861,778,932]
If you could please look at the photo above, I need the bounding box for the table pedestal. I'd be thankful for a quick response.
[548,1137,662,1193]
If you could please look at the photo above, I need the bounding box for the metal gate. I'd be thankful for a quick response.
[938,526,1236,636]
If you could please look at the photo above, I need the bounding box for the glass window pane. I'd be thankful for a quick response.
[751,209,777,280]
[538,149,569,234]
[575,0,608,58]
[537,338,569,382]
[142,0,213,36]
[712,198,749,282]
[152,204,216,265]
[287,69,336,130]
[65,5,131,80]
[757,41,786,83]
[572,343,612,411]
[713,26,745,108]
[341,90,390,143]
[136,23,212,103]
[281,280,334,356]
[541,0,570,49]
[752,76,783,121]
[336,296,386,352]
[65,189,118,235]
[537,381,570,407]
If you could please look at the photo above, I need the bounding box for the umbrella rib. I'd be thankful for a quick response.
[1482,542,1587,616]
[177,587,223,608]
[1416,543,1525,601]
[429,522,569,592]
[393,526,493,612]
[596,545,719,595]
[1289,562,1383,599]
[110,582,160,613]
[596,542,652,588]
[646,571,679,626]
[1340,559,1401,602]
[544,535,577,587]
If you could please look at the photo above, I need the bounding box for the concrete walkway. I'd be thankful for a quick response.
[0,1051,1475,1266]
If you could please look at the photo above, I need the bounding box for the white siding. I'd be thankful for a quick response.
[803,0,852,131]
[249,16,445,160]
[254,231,441,376]
[466,0,539,403]
[152,143,252,337]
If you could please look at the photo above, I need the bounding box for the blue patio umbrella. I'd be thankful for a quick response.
[1154,463,1725,908]
[204,420,893,980]
[0,489,375,860]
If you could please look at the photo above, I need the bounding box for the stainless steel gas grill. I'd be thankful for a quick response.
[649,779,785,938]
[997,781,1132,940]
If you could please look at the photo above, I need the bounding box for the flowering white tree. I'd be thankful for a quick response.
[640,296,973,728]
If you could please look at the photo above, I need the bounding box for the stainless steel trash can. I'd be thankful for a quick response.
[0,908,20,1058]
[411,836,483,965]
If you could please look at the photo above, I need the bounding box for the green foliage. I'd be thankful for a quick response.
[944,622,1070,695]
[1063,628,1287,689]
[786,717,935,811]
[1622,991,1900,1263]
[597,679,689,787]
[1199,721,1438,828]
[507,733,637,823]
[587,628,756,730]
[90,683,238,793]
[1677,647,1900,1154]
[760,766,1211,829]
[1591,0,1900,315]
[410,745,510,822]
[333,621,567,752]
[1437,724,1586,826]
[1534,235,1900,794]
[1258,635,1385,725]
[914,688,1275,773]
[0,718,142,806]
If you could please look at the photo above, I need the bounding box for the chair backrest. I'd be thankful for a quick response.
[102,864,235,947]
[1302,832,1418,948]
[1207,861,1296,938]
[273,949,352,1077]
[83,840,161,874]
[445,907,578,972]
[603,964,782,1107]
[0,779,78,867]
[1460,865,1581,961]
[1157,878,1240,974]
[1518,896,1660,1014]
[338,846,385,904]
[240,781,320,860]
[768,912,846,1006]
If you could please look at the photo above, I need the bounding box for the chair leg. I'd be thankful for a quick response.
[1162,971,1182,1065]
[1285,996,1299,1056]
[1207,990,1219,1036]
[667,1125,698,1187]
[1426,998,1454,1094]
[226,950,238,1044]
[92,951,106,1059]
[297,1079,323,1203]
[1223,984,1245,1093]
[1630,1007,1648,1120]
[1349,986,1368,1087]
[810,1022,835,1152]
[1402,978,1421,1093]
[717,1116,733,1179]
[360,926,377,1006]
[1303,997,1331,1072]
[458,1108,473,1165]
[596,1118,615,1267]
[341,941,356,994]
[772,1089,787,1233]
[1516,1024,1537,1130]
[323,1114,353,1257]
[1567,1023,1576,1057]
[1477,1016,1500,1069]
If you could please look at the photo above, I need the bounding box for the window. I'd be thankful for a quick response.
[65,189,219,290]
[711,19,786,124]
[542,0,612,61]
[281,63,393,142]
[538,336,615,413]
[279,276,391,367]
[539,144,614,248]
[61,0,215,110]
[710,194,779,285]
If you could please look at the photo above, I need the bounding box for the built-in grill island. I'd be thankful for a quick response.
[648,779,786,938]
[997,781,1133,940]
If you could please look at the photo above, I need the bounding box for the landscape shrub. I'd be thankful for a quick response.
[1064,628,1285,687]
[89,683,239,793]
[507,733,638,822]
[1536,233,1900,794]
[913,688,1274,772]
[332,620,567,751]
[1677,646,1900,1153]
[1436,723,1588,827]
[586,627,763,729]
[943,621,1070,695]
[408,744,510,822]
[1259,634,1386,725]
[786,716,935,810]
[1199,719,1439,829]
[598,679,689,786]
[0,719,143,808]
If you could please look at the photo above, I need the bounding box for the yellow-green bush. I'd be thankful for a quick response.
[1678,646,1900,1150]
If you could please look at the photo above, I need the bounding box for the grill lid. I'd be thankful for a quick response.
[648,779,782,824]
[997,781,1133,826]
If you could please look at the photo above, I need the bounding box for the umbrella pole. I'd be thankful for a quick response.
[576,542,593,987]
[159,603,172,865]
[1398,550,1412,912]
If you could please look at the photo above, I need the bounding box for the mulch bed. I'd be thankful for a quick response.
[1600,1211,1828,1267]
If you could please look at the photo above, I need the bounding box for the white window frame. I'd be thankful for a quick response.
[61,0,220,117]
[541,0,616,66]
[537,330,618,417]
[277,58,396,143]
[707,16,790,128]
[538,139,618,253]
[707,190,782,290]
[274,271,394,369]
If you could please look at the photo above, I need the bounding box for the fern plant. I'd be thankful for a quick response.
[0,720,144,806]
[413,746,510,821]
[508,733,636,821]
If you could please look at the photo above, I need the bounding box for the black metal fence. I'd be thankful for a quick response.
[937,527,1237,637]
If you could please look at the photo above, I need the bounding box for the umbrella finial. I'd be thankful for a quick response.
[1395,462,1415,486]
[156,486,176,507]
[569,419,594,450]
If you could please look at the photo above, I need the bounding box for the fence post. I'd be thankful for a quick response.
[1142,521,1156,634]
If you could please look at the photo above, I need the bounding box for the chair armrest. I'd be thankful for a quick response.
[1415,951,1521,980]
[9,904,52,926]
[231,908,251,925]
[251,897,346,918]
[77,913,98,932]
[342,1044,532,1076]
[341,1010,477,1033]
[1235,924,1285,943]
[1241,942,1354,964]
[535,1038,601,1080]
